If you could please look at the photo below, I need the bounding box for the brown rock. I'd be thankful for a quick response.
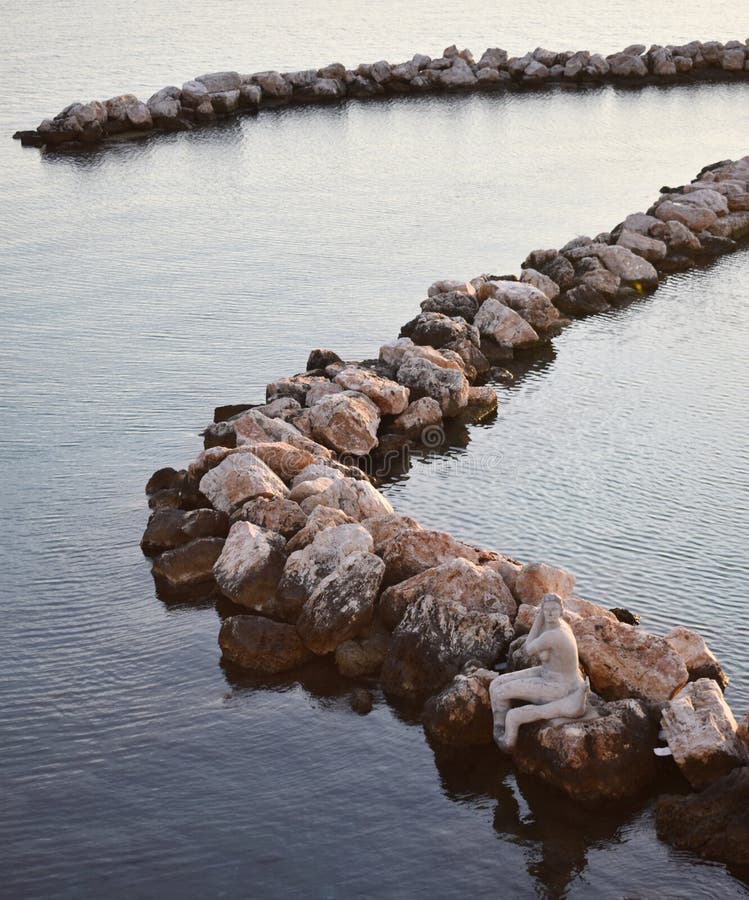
[212,521,288,617]
[151,537,225,588]
[231,496,306,539]
[390,397,443,439]
[333,366,410,415]
[379,529,481,585]
[219,615,312,673]
[664,625,728,689]
[360,513,423,554]
[335,618,391,677]
[241,442,316,482]
[512,561,575,606]
[422,668,496,745]
[141,508,229,556]
[308,390,381,455]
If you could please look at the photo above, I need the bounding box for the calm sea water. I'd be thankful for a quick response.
[2,2,749,897]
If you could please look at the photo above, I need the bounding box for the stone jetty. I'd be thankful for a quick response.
[14,38,749,150]
[141,156,749,865]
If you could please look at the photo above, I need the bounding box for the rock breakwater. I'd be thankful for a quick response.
[15,38,749,150]
[141,155,749,863]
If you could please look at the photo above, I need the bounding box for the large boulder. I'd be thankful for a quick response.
[219,615,312,673]
[196,71,241,93]
[151,536,225,588]
[656,767,749,867]
[308,390,381,455]
[572,616,689,701]
[422,668,496,745]
[296,552,386,654]
[360,513,423,554]
[250,70,293,100]
[660,679,746,788]
[584,244,659,288]
[212,521,288,616]
[401,312,479,349]
[277,523,373,614]
[606,52,648,78]
[378,528,481,585]
[479,280,563,333]
[664,625,728,689]
[241,442,316,482]
[420,290,480,321]
[381,595,514,699]
[655,200,718,232]
[233,409,333,460]
[512,698,659,805]
[395,356,469,417]
[473,299,540,349]
[231,496,306,539]
[285,505,354,552]
[299,477,393,521]
[437,57,478,88]
[390,397,443,439]
[141,507,229,556]
[379,337,463,372]
[379,558,516,629]
[616,228,668,263]
[672,187,729,215]
[511,561,575,606]
[199,451,289,514]
[333,366,409,415]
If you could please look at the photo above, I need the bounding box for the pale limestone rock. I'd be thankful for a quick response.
[616,228,668,262]
[519,268,561,301]
[234,409,333,459]
[513,697,658,804]
[305,381,343,407]
[288,475,335,505]
[266,373,328,404]
[379,557,516,629]
[299,477,393,521]
[285,505,354,553]
[151,537,225,587]
[378,529,480,585]
[219,615,312,673]
[212,522,287,615]
[422,668,496,745]
[243,442,316,482]
[381,595,514,698]
[661,679,746,788]
[297,552,385,654]
[395,356,469,417]
[308,390,380,456]
[512,561,575,606]
[473,299,540,348]
[199,452,288,514]
[655,200,718,231]
[231,496,306,539]
[188,446,233,482]
[277,523,374,614]
[360,513,423,555]
[379,337,463,372]
[664,625,728,689]
[572,616,689,701]
[427,278,476,297]
[291,463,345,487]
[390,397,443,438]
[254,397,302,421]
[334,366,409,415]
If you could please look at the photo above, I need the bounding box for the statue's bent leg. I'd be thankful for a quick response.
[489,669,544,745]
[503,681,590,750]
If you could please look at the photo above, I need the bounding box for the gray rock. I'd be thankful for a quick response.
[395,355,470,417]
[196,71,241,93]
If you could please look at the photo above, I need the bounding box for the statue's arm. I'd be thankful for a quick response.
[526,630,555,658]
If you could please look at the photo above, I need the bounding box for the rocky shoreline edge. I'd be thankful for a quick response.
[141,155,749,866]
[14,38,749,151]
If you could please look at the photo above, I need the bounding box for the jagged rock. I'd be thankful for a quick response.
[477,48,508,69]
[360,513,423,555]
[199,451,288,514]
[438,57,478,88]
[656,766,749,867]
[141,507,229,555]
[333,366,409,415]
[441,338,490,376]
[380,337,463,372]
[251,70,293,100]
[519,268,561,301]
[512,561,575,605]
[706,210,749,239]
[381,595,514,698]
[211,90,241,113]
[308,390,380,455]
[473,299,540,348]
[231,496,306,539]
[296,552,386,654]
[213,521,288,615]
[521,250,576,290]
[151,537,225,587]
[655,200,718,231]
[427,279,476,297]
[266,374,328,404]
[285,505,354,552]
[299,477,393,521]
[277,523,374,614]
[401,312,480,349]
[607,52,648,78]
[512,697,659,805]
[378,529,481,585]
[422,668,495,745]
[379,557,516,629]
[557,283,610,317]
[616,228,668,262]
[572,616,689,701]
[395,355,469,417]
[661,679,746,788]
[420,290,480,321]
[196,71,241,93]
[649,219,702,253]
[233,409,333,459]
[240,442,316,482]
[390,397,443,439]
[147,87,182,126]
[219,615,312,673]
[664,626,728,689]
[479,281,563,333]
[583,244,659,288]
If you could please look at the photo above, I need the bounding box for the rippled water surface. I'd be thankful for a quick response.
[2,2,749,897]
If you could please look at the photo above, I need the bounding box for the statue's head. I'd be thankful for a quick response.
[540,592,564,626]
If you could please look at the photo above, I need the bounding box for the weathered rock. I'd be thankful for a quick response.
[277,523,374,613]
[395,355,469,417]
[380,337,462,372]
[584,244,659,288]
[664,625,728,689]
[239,84,262,107]
[284,506,352,554]
[290,462,346,487]
[266,374,328,405]
[233,409,333,459]
[557,283,610,317]
[706,210,749,239]
[459,386,498,423]
[181,80,210,106]
[231,496,306,539]
[673,187,729,215]
[300,476,393,521]
[213,521,288,615]
[334,618,391,677]
[649,219,702,253]
[721,47,746,71]
[199,451,288,514]
[572,616,689,701]
[381,595,514,698]
[401,312,480,349]
[378,529,481,585]
[147,88,182,126]
[422,668,495,745]
[210,90,241,114]
[607,52,648,78]
[519,268,560,301]
[360,513,423,555]
[297,552,385,654]
[151,537,225,587]
[104,95,152,132]
[441,337,490,377]
[420,290,480,321]
[655,200,718,232]
[288,475,335,505]
[307,390,380,455]
[379,557,516,629]
[390,397,443,439]
[474,298,540,348]
[438,57,478,88]
[616,228,668,262]
[251,70,293,100]
[141,507,229,555]
[512,698,659,805]
[236,441,311,482]
[661,679,746,788]
[333,366,409,415]
[196,71,241,93]
[656,766,749,867]
[480,281,563,333]
[512,562,575,606]
[477,48,508,69]
[521,250,576,290]
[219,615,312,673]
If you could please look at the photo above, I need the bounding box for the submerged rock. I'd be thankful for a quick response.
[219,615,312,673]
[151,536,225,588]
